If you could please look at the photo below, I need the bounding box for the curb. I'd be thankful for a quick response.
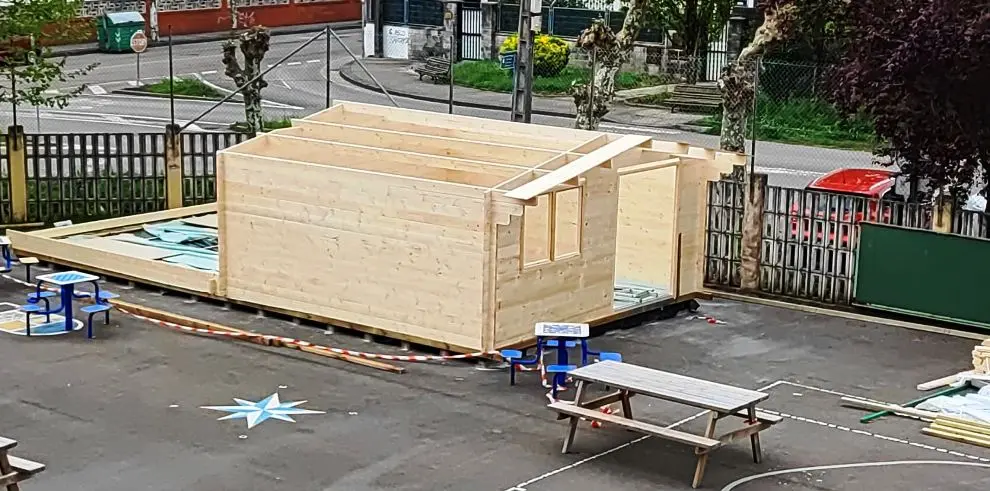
[338,61,579,119]
[52,21,361,57]
[112,87,244,103]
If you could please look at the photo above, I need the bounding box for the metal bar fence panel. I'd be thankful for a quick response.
[181,132,250,206]
[705,178,935,304]
[25,133,168,223]
[0,138,11,223]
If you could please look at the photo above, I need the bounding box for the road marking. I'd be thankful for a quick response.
[306,59,321,64]
[281,80,291,89]
[754,166,826,177]
[43,89,60,95]
[88,85,107,95]
[201,70,217,75]
[721,461,990,491]
[502,380,786,491]
[599,122,681,134]
[286,61,302,66]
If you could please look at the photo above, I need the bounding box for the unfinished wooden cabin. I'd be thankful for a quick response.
[9,102,743,352]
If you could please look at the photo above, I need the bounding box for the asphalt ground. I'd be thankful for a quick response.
[0,263,987,490]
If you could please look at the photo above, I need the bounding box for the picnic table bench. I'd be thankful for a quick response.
[0,436,46,490]
[548,361,780,488]
[414,56,450,84]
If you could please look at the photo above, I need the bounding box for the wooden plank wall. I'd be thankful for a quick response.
[219,153,490,350]
[615,165,679,288]
[492,166,618,348]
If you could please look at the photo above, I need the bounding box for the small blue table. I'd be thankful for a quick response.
[35,271,101,332]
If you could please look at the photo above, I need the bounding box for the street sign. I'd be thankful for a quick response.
[130,31,148,53]
[500,51,516,70]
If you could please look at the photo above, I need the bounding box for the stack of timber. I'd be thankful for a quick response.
[916,338,990,391]
[973,339,990,374]
[923,415,990,449]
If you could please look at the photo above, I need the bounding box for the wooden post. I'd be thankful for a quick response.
[164,124,183,209]
[933,196,953,233]
[739,172,767,291]
[6,125,28,223]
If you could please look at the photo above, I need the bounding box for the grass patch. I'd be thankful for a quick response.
[452,60,668,95]
[698,97,876,150]
[143,77,223,99]
[228,116,294,133]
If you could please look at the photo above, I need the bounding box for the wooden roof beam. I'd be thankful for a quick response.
[504,135,652,200]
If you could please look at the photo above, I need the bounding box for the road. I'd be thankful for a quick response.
[0,28,874,188]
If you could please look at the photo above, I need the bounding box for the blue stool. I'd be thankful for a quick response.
[500,348,540,386]
[96,291,119,302]
[27,291,56,312]
[546,365,576,399]
[81,304,112,339]
[20,303,48,336]
[598,352,622,362]
[544,339,578,367]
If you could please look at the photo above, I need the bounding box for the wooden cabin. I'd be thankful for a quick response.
[9,102,743,352]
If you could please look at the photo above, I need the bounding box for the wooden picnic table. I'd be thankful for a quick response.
[0,436,45,490]
[548,361,780,488]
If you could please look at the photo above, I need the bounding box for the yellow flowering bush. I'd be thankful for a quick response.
[499,33,571,77]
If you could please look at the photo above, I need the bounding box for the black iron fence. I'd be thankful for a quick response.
[703,178,972,304]
[1,131,249,225]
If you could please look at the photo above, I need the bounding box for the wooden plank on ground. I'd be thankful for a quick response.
[504,135,651,200]
[70,236,183,261]
[923,427,990,449]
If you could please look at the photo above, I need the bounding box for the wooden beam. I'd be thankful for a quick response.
[27,204,216,239]
[288,119,569,165]
[504,135,652,200]
[617,158,681,176]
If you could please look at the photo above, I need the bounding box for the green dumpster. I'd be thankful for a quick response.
[96,12,146,53]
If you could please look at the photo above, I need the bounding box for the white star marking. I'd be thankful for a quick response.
[201,392,325,429]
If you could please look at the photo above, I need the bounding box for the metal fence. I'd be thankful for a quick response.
[0,131,249,224]
[705,178,951,304]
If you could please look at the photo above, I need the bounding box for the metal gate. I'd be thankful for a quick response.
[459,7,483,60]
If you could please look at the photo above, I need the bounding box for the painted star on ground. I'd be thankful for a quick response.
[201,392,325,429]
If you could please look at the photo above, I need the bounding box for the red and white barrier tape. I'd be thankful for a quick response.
[1,271,500,363]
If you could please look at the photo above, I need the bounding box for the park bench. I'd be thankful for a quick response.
[0,436,46,490]
[414,56,450,84]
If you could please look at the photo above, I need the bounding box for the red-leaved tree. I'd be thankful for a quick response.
[833,0,990,202]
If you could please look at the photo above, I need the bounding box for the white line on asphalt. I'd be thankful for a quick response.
[755,166,826,177]
[281,80,292,89]
[286,61,302,66]
[599,122,681,135]
[306,59,321,64]
[201,70,217,75]
[43,89,60,95]
[88,85,107,95]
[503,380,787,491]
[721,461,990,491]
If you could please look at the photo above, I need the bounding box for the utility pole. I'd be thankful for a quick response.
[510,0,540,123]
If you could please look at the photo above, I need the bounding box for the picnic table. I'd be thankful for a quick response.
[0,436,45,490]
[548,361,781,488]
[34,271,102,333]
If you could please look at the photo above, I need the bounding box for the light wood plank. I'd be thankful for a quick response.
[182,214,218,229]
[69,236,183,261]
[548,402,721,448]
[504,135,651,200]
[30,203,216,239]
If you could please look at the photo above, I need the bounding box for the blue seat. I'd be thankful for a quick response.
[598,352,622,362]
[20,303,49,337]
[544,339,578,348]
[546,364,576,399]
[81,304,111,339]
[500,348,540,386]
[27,291,56,312]
[97,291,119,302]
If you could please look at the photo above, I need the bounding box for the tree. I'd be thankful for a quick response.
[571,0,649,130]
[832,0,990,204]
[645,0,734,58]
[0,0,95,113]
[222,26,271,134]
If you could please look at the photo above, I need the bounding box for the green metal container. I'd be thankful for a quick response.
[96,12,146,53]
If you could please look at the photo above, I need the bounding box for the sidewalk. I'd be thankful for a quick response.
[52,21,361,57]
[339,58,701,128]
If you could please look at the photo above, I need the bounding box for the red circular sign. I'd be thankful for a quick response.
[130,31,148,53]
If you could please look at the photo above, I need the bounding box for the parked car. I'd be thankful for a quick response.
[790,168,901,244]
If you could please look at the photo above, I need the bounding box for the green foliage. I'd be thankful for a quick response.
[700,96,876,150]
[229,116,294,133]
[0,0,97,109]
[144,78,224,99]
[643,0,735,54]
[453,60,667,95]
[500,33,571,77]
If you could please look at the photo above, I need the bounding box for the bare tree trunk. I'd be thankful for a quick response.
[571,0,649,131]
[718,4,798,152]
[222,26,271,134]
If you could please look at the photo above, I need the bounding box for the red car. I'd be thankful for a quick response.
[790,168,900,244]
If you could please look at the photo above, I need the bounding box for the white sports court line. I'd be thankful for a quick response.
[503,380,987,491]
